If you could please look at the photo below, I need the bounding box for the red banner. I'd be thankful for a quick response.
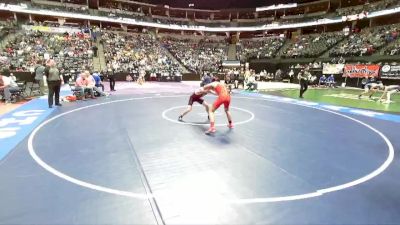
[343,64,380,78]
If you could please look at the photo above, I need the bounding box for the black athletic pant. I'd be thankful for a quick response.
[48,80,61,107]
[299,79,308,97]
[95,84,104,91]
[109,76,115,91]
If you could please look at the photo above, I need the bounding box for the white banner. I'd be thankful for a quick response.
[222,61,241,67]
[22,25,81,34]
[323,64,344,75]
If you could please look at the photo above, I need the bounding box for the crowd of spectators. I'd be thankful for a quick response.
[30,2,89,14]
[102,31,182,78]
[162,37,227,73]
[0,30,94,78]
[98,2,191,27]
[330,24,400,57]
[4,0,399,32]
[238,37,285,60]
[384,39,400,55]
[98,1,148,22]
[337,0,400,17]
[282,32,344,58]
[4,0,400,31]
[0,20,16,40]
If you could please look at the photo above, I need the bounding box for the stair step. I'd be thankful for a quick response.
[228,44,237,61]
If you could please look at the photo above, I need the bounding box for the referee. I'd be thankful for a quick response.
[44,60,63,108]
[298,68,311,98]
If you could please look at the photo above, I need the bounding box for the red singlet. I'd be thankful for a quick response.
[213,84,231,110]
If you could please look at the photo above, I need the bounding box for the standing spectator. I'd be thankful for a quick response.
[92,31,97,42]
[92,45,98,57]
[45,60,63,108]
[275,69,282,81]
[34,60,48,95]
[289,69,294,83]
[298,68,311,98]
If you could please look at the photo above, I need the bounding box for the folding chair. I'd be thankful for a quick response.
[29,80,41,96]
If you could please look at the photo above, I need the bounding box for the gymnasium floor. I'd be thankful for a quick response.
[0,82,399,224]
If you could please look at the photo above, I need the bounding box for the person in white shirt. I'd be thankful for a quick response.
[0,74,20,103]
[246,74,257,91]
[9,73,16,82]
[289,69,294,83]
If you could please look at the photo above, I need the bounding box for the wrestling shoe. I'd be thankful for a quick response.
[228,123,234,129]
[205,127,216,134]
[178,115,183,121]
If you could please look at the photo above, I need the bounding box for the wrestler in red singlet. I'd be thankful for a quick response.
[203,81,233,134]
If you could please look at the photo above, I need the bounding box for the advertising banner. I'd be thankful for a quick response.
[343,64,380,78]
[22,25,81,34]
[323,64,344,74]
[380,65,400,79]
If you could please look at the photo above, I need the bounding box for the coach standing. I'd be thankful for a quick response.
[45,60,63,108]
[298,67,311,98]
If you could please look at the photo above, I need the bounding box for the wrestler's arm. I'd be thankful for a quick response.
[208,90,217,95]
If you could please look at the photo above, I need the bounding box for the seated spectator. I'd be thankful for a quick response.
[102,31,183,80]
[149,72,157,81]
[283,32,344,58]
[126,74,133,82]
[92,71,104,91]
[246,74,258,91]
[239,36,285,60]
[326,75,336,88]
[86,71,108,97]
[1,29,94,75]
[319,75,327,87]
[75,72,95,100]
[162,36,227,73]
[331,24,400,57]
[0,74,20,104]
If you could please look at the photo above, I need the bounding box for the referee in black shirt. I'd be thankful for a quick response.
[298,68,311,98]
[44,60,64,108]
